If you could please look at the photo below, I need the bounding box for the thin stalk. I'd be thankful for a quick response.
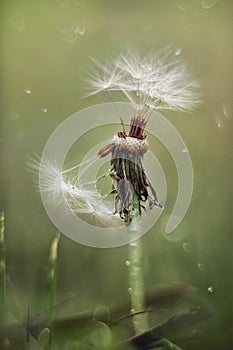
[47,232,60,350]
[0,212,7,348]
[128,215,149,335]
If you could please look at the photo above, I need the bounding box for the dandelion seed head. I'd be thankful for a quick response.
[86,48,200,115]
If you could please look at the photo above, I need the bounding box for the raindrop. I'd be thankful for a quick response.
[128,287,133,294]
[215,119,222,128]
[207,286,214,293]
[182,148,189,153]
[130,308,135,314]
[77,24,86,36]
[42,108,48,113]
[201,0,218,9]
[125,259,131,266]
[182,242,192,252]
[24,88,32,94]
[175,48,182,56]
[197,262,206,272]
[222,104,231,118]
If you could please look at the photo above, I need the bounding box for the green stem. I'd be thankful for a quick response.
[128,219,149,334]
[0,212,7,348]
[47,232,60,350]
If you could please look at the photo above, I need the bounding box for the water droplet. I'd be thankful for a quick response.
[201,0,218,9]
[24,89,32,94]
[222,104,231,118]
[125,259,131,266]
[93,305,110,321]
[182,242,192,252]
[175,48,182,56]
[207,286,214,293]
[197,262,206,272]
[128,287,133,294]
[130,308,135,314]
[42,108,48,113]
[77,24,86,36]
[182,148,189,153]
[38,328,50,346]
[216,120,221,128]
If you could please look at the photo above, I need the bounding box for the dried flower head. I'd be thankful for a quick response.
[31,48,199,228]
[85,48,199,224]
[86,48,200,117]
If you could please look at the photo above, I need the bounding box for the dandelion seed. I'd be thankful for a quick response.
[87,48,200,114]
[28,155,122,228]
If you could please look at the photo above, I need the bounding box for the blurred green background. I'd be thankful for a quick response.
[0,0,232,349]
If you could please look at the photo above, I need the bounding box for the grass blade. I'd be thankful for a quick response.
[0,212,7,349]
[47,232,60,350]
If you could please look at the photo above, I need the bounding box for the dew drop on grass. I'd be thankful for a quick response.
[128,287,133,294]
[43,108,48,113]
[125,259,131,266]
[182,147,189,153]
[182,242,192,252]
[197,262,206,272]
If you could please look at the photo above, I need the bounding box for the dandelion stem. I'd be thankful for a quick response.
[0,212,7,348]
[128,218,149,334]
[47,232,60,350]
